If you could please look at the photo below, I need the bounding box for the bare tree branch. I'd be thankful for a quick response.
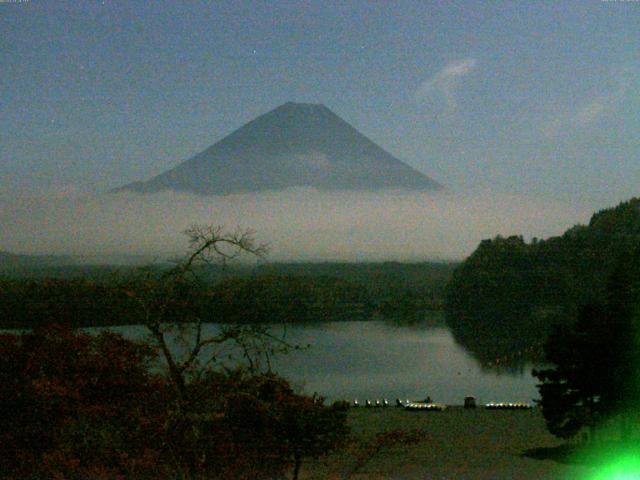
[119,225,283,404]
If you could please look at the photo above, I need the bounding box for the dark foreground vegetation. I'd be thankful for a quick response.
[533,242,640,443]
[0,324,349,480]
[445,197,640,368]
[529,269,640,478]
[0,227,354,480]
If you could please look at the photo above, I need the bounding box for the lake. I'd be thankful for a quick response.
[93,318,541,406]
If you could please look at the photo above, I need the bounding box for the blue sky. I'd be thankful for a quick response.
[2,0,639,204]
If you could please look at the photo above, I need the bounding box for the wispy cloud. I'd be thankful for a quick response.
[541,65,636,139]
[542,93,618,139]
[415,58,477,113]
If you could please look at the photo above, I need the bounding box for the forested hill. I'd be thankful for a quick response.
[0,262,456,328]
[445,197,640,368]
[0,252,72,270]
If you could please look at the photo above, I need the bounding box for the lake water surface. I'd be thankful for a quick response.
[98,320,540,406]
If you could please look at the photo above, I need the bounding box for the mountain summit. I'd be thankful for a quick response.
[117,102,441,195]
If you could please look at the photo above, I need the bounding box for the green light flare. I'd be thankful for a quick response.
[586,450,640,480]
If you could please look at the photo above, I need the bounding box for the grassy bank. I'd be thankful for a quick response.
[300,407,594,480]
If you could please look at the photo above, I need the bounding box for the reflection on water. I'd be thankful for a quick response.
[95,318,541,405]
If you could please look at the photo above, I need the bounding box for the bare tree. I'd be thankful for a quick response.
[120,225,294,479]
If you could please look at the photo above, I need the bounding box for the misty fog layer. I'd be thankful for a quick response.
[0,189,597,261]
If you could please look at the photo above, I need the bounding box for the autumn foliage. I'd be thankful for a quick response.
[0,324,348,480]
[0,227,349,479]
[0,323,167,479]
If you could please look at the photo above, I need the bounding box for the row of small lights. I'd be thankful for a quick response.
[351,400,532,409]
[404,402,446,411]
[484,402,532,409]
[353,399,390,407]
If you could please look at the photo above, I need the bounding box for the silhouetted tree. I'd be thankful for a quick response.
[118,225,349,479]
[533,302,612,439]
[533,246,640,441]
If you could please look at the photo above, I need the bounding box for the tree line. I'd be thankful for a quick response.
[0,262,454,329]
[445,197,640,368]
[443,197,640,444]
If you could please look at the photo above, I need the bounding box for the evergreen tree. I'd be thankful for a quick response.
[533,246,640,440]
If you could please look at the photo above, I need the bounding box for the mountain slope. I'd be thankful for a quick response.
[117,102,441,195]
